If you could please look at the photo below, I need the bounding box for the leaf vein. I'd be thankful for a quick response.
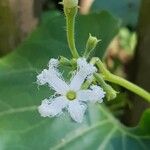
[50,119,109,150]
[97,127,117,150]
[0,105,37,117]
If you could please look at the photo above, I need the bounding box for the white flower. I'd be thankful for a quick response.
[37,58,105,123]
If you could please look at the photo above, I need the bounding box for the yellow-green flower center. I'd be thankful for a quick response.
[66,90,76,101]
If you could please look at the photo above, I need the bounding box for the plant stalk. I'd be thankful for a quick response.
[94,57,150,102]
[64,7,79,58]
[105,73,150,102]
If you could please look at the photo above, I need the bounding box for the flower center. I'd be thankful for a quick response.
[66,90,76,101]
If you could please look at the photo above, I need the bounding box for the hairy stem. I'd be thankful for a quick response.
[64,7,79,58]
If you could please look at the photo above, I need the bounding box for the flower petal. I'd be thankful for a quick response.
[70,58,97,91]
[48,58,59,68]
[37,67,69,94]
[68,101,86,123]
[77,85,105,103]
[38,96,68,117]
[69,70,87,91]
[37,69,49,85]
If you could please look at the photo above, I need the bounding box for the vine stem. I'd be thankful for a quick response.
[64,7,79,58]
[92,57,150,102]
[104,73,150,102]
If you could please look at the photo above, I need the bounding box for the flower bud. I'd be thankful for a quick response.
[94,73,117,101]
[84,34,101,58]
[105,84,117,101]
[86,34,100,51]
[59,56,73,67]
[63,0,78,8]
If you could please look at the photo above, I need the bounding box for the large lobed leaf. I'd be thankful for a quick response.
[0,11,149,150]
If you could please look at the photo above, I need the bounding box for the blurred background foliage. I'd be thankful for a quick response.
[0,0,18,55]
[0,0,140,55]
[92,0,141,27]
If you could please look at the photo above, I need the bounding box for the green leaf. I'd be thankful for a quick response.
[2,11,149,150]
[75,11,120,57]
[92,0,140,27]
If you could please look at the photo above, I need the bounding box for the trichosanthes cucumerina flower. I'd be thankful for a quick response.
[37,58,105,123]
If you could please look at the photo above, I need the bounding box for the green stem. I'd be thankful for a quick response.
[64,7,79,58]
[94,58,150,102]
[105,73,150,102]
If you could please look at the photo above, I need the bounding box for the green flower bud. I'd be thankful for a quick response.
[94,73,117,101]
[62,0,78,8]
[84,34,101,58]
[105,84,117,101]
[59,56,71,66]
[59,57,77,68]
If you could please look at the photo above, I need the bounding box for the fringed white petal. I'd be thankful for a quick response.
[37,69,50,85]
[77,58,97,76]
[69,70,87,91]
[38,96,68,117]
[37,67,69,94]
[68,101,86,123]
[37,58,59,85]
[70,58,97,91]
[90,85,105,103]
[48,58,59,68]
[47,68,69,94]
[77,85,105,103]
